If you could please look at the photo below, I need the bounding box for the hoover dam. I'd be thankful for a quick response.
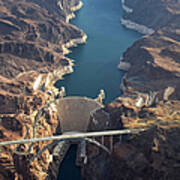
[0,0,180,179]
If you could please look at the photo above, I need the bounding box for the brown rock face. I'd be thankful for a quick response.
[110,0,180,178]
[124,0,180,29]
[111,123,180,180]
[80,1,180,179]
[81,99,180,180]
[121,0,180,100]
[121,28,180,100]
[0,0,85,179]
[0,87,60,179]
[0,0,85,78]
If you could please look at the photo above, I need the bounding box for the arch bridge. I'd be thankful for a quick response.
[0,95,145,164]
[0,129,145,164]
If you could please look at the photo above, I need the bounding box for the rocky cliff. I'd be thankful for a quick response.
[0,0,86,179]
[1,0,180,179]
[81,99,180,180]
[81,0,180,179]
[121,0,180,33]
[120,0,180,100]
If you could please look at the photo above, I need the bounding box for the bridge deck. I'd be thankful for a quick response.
[0,129,146,146]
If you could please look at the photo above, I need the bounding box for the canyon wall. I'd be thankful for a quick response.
[0,0,86,179]
[120,0,180,100]
[1,0,180,179]
[81,0,180,179]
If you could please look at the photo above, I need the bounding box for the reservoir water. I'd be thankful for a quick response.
[57,0,141,179]
[56,0,141,103]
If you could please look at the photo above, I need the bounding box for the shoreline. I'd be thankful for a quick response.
[44,0,87,86]
[62,34,87,55]
[117,58,131,71]
[47,1,88,178]
[49,0,87,86]
[118,1,154,81]
[66,1,83,23]
[121,0,133,13]
[121,18,155,35]
[120,0,154,35]
[15,1,87,177]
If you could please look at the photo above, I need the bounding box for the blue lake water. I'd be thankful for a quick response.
[56,0,141,103]
[57,0,141,179]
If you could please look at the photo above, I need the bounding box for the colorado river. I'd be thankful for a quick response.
[57,0,141,179]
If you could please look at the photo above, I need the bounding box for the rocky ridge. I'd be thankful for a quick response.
[81,99,180,180]
[81,0,180,179]
[120,0,180,100]
[1,0,180,179]
[0,0,86,179]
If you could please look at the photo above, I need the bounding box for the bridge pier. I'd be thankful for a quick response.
[80,140,87,164]
[110,135,113,152]
[101,136,104,145]
[119,135,122,143]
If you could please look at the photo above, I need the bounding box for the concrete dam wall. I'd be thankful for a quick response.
[57,97,103,133]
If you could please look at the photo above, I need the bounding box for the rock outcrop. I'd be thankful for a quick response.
[120,0,180,101]
[0,0,86,179]
[122,0,180,31]
[81,0,180,179]
[0,0,86,79]
[1,0,180,179]
[81,94,180,180]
